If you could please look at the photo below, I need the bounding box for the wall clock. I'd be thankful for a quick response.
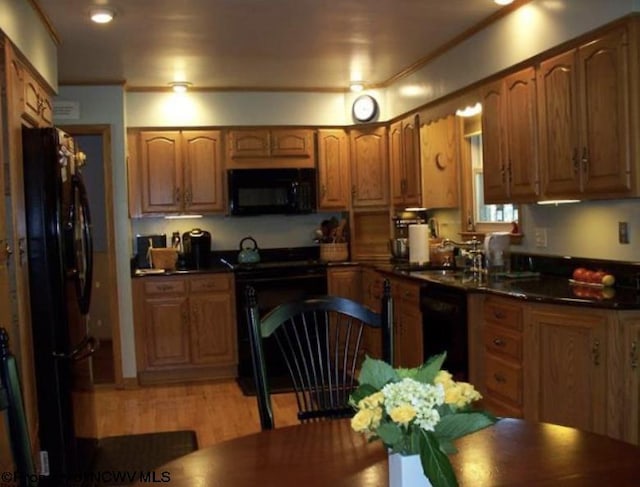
[352,94,378,123]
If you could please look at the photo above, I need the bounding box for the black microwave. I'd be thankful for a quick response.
[227,168,317,216]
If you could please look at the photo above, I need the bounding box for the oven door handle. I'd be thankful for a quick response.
[237,273,326,284]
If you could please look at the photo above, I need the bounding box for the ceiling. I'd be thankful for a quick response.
[35,0,512,91]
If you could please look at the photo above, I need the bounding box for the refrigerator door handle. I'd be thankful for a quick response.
[52,335,99,362]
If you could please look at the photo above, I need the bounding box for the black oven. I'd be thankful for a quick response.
[228,168,317,216]
[235,261,327,395]
[420,282,468,381]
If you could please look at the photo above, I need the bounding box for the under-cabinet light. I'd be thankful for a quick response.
[164,214,203,220]
[536,200,581,205]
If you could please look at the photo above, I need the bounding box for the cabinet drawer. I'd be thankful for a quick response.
[485,354,522,406]
[484,298,523,330]
[484,324,522,361]
[395,281,420,307]
[189,275,231,293]
[144,279,186,295]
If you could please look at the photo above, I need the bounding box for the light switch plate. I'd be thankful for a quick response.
[534,228,547,248]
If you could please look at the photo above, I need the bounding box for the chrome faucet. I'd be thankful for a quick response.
[440,237,484,277]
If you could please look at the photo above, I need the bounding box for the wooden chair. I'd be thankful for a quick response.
[245,280,393,430]
[0,328,38,487]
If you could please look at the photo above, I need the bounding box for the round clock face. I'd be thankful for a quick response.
[352,94,378,122]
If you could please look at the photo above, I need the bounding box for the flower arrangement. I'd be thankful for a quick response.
[349,353,498,487]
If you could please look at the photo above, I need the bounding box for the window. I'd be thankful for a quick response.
[469,133,518,225]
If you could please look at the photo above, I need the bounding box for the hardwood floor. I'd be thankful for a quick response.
[73,380,300,449]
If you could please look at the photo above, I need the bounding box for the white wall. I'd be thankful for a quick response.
[0,0,58,90]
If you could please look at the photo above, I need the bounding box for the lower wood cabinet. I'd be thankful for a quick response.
[132,273,237,384]
[389,277,423,368]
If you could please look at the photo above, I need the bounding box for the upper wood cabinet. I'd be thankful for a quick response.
[481,67,539,204]
[389,115,421,208]
[350,126,389,208]
[226,128,315,168]
[6,50,53,128]
[317,129,351,210]
[537,26,632,200]
[419,114,460,209]
[128,130,224,217]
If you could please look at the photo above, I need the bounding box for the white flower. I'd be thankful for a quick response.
[381,378,445,431]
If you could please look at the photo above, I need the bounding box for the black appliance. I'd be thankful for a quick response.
[234,247,327,395]
[22,127,97,486]
[228,168,316,216]
[182,228,211,269]
[420,281,468,381]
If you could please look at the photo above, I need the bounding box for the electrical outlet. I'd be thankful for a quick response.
[534,228,548,248]
[619,221,630,244]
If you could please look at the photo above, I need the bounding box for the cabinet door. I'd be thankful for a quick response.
[538,50,582,198]
[140,131,183,213]
[614,314,640,444]
[392,279,423,368]
[317,129,350,210]
[578,27,632,196]
[504,67,539,201]
[350,127,389,207]
[327,267,362,302]
[526,308,607,434]
[270,129,314,158]
[189,292,237,365]
[182,130,224,212]
[480,79,509,203]
[227,129,270,158]
[360,269,384,358]
[389,121,405,207]
[143,295,191,367]
[420,115,459,209]
[402,115,421,207]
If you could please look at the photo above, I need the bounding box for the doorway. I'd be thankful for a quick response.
[63,125,122,387]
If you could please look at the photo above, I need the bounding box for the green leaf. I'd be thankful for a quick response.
[357,356,397,389]
[413,352,447,384]
[436,438,458,455]
[349,383,378,406]
[435,412,498,441]
[377,422,404,450]
[419,430,458,487]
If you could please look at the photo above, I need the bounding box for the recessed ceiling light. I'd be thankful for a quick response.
[455,102,482,117]
[350,82,365,92]
[90,8,115,24]
[169,81,192,93]
[494,0,514,5]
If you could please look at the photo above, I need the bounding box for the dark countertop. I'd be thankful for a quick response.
[385,268,640,310]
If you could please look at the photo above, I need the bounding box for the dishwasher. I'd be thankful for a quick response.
[420,281,468,381]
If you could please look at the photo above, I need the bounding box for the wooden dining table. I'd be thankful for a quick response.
[135,418,640,486]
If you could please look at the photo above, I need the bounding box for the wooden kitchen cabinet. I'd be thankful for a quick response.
[537,25,632,200]
[480,67,539,203]
[524,304,609,435]
[389,115,421,208]
[610,311,640,444]
[350,126,389,208]
[481,296,524,418]
[7,50,53,127]
[389,277,423,368]
[360,268,385,359]
[419,114,460,209]
[132,273,237,384]
[317,129,351,210]
[226,128,315,168]
[128,129,224,216]
[327,266,362,302]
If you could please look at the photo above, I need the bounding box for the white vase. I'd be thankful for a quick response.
[388,451,432,487]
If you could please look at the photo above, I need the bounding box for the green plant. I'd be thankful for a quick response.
[349,353,498,487]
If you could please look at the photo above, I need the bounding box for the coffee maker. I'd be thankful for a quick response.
[182,228,212,269]
[390,211,425,262]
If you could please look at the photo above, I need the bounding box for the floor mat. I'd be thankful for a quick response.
[87,430,198,486]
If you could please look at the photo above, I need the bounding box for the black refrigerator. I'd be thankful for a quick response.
[22,127,97,486]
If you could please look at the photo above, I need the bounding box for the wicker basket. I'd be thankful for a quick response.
[319,242,349,262]
[150,247,178,270]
